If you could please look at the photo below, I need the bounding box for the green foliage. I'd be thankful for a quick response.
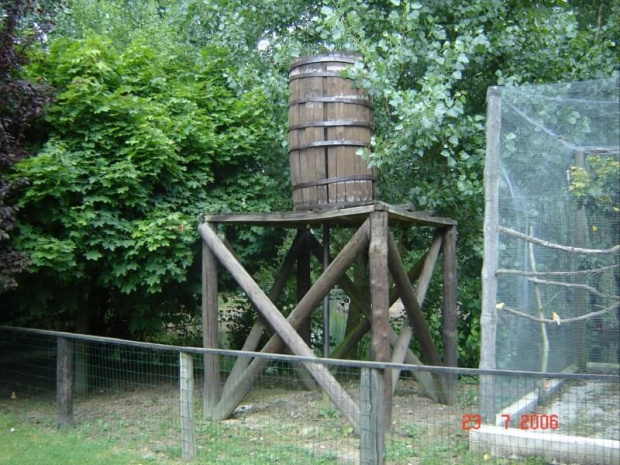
[302,0,618,366]
[570,155,620,210]
[5,0,618,357]
[52,0,172,48]
[310,0,618,215]
[568,153,619,262]
[6,30,285,333]
[0,0,51,292]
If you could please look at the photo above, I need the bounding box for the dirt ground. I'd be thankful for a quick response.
[541,379,620,440]
[221,378,469,464]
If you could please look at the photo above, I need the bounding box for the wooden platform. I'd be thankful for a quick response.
[199,201,458,432]
[203,201,457,228]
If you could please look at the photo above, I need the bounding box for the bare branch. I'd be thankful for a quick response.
[499,226,620,255]
[527,277,619,301]
[500,302,620,325]
[528,225,548,372]
[497,264,618,277]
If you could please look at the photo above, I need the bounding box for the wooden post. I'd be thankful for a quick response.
[360,368,386,465]
[56,337,74,429]
[480,86,502,422]
[369,210,392,431]
[369,211,390,363]
[323,224,331,358]
[573,150,588,371]
[74,311,89,396]
[294,229,317,390]
[199,222,362,430]
[297,229,312,345]
[202,223,220,420]
[180,352,197,462]
[442,225,458,405]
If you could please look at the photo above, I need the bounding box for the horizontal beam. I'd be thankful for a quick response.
[203,201,456,228]
[3,325,618,381]
[499,226,619,255]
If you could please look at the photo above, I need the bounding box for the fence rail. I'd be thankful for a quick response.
[1,326,618,464]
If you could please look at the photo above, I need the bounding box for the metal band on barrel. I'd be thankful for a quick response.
[290,55,359,68]
[289,96,373,108]
[289,140,369,151]
[289,120,374,131]
[289,71,354,81]
[292,175,376,190]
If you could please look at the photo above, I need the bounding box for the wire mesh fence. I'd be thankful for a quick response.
[483,79,619,378]
[1,326,618,464]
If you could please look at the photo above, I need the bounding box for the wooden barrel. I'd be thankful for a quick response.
[289,53,376,210]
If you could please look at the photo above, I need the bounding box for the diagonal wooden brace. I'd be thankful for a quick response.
[390,231,443,389]
[221,230,309,395]
[199,220,370,429]
[308,234,439,401]
[387,233,454,404]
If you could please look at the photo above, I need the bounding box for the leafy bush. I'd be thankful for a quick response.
[6,33,285,334]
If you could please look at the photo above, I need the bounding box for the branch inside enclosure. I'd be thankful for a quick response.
[528,225,548,374]
[500,302,620,324]
[499,226,620,255]
[497,264,619,277]
[526,277,619,301]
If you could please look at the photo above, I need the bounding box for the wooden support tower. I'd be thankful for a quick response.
[199,201,458,431]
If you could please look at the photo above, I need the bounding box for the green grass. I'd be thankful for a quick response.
[2,400,553,465]
[1,412,163,465]
[0,412,344,465]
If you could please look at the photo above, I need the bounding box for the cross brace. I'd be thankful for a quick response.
[199,204,458,430]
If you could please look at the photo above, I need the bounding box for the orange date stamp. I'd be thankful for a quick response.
[461,413,559,430]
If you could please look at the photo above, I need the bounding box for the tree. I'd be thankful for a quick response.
[0,0,50,292]
[171,0,619,365]
[4,29,286,334]
[5,0,618,363]
[313,0,618,366]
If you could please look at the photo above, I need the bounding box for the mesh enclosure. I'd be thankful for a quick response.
[491,79,619,378]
